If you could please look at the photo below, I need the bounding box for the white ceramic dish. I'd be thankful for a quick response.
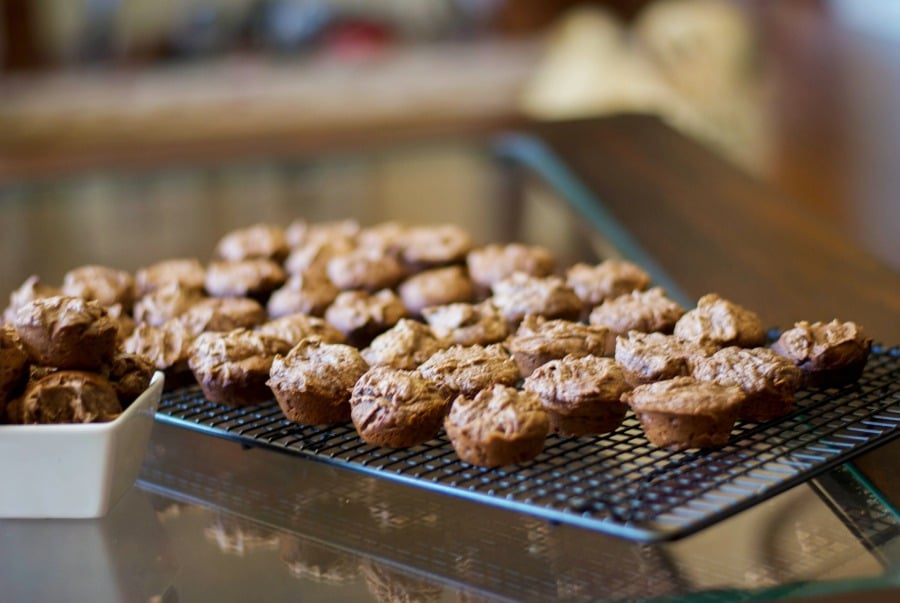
[0,371,164,518]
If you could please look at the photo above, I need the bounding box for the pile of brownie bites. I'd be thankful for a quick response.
[0,220,872,467]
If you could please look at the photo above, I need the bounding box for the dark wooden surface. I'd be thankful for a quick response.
[529,113,900,505]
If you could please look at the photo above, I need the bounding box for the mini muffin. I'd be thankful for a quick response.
[417,343,520,400]
[285,218,361,249]
[397,266,475,316]
[421,301,509,346]
[614,331,713,386]
[355,221,409,254]
[266,271,340,318]
[324,289,408,348]
[693,346,802,422]
[284,236,357,275]
[188,328,291,407]
[268,338,369,425]
[523,355,631,436]
[566,259,651,314]
[103,351,157,407]
[361,319,445,370]
[13,370,122,424]
[61,265,136,313]
[490,273,582,328]
[444,384,549,467]
[326,246,408,292]
[123,320,196,388]
[350,366,450,447]
[256,313,346,347]
[204,259,287,300]
[398,224,474,270]
[589,287,685,336]
[622,377,745,450]
[214,223,289,263]
[0,325,29,403]
[135,258,207,297]
[105,302,136,342]
[467,243,556,295]
[771,320,872,387]
[673,293,766,348]
[13,295,118,370]
[506,315,611,377]
[3,275,61,325]
[133,281,205,327]
[176,296,268,335]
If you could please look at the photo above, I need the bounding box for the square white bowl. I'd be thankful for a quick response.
[0,371,164,518]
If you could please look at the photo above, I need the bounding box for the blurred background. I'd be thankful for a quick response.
[1,0,899,275]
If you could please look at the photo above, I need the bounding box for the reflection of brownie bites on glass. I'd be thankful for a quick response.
[324,289,408,348]
[693,347,801,422]
[445,384,549,467]
[214,223,289,263]
[360,559,442,603]
[267,270,339,318]
[589,287,685,336]
[771,320,872,388]
[61,265,136,313]
[3,275,61,324]
[134,281,204,327]
[566,260,651,310]
[0,326,29,403]
[16,370,122,424]
[490,273,582,328]
[123,321,195,388]
[615,331,712,386]
[466,243,555,293]
[268,338,369,425]
[361,319,444,370]
[397,266,475,316]
[189,328,290,407]
[204,259,287,301]
[507,315,611,377]
[256,313,346,347]
[104,351,156,407]
[524,355,631,436]
[14,296,118,370]
[623,377,745,450]
[417,343,520,400]
[176,296,267,334]
[421,301,508,346]
[674,293,765,348]
[135,258,206,297]
[326,246,407,292]
[280,535,358,585]
[350,366,450,448]
[399,224,474,270]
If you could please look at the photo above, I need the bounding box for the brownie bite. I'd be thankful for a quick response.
[188,328,291,407]
[417,343,520,400]
[176,296,268,335]
[622,377,745,450]
[350,366,450,448]
[214,223,289,263]
[256,313,346,347]
[361,319,445,370]
[421,301,509,346]
[0,325,29,404]
[614,331,713,386]
[589,287,685,336]
[506,315,611,377]
[3,275,61,325]
[103,351,157,407]
[566,259,651,315]
[285,219,361,249]
[61,265,136,313]
[397,266,475,317]
[444,384,549,467]
[268,338,369,425]
[134,258,207,297]
[133,281,204,327]
[490,272,582,328]
[123,320,196,388]
[466,243,556,294]
[204,259,287,301]
[324,289,408,348]
[326,246,408,292]
[693,346,802,422]
[267,270,340,318]
[398,224,474,270]
[771,320,872,387]
[524,355,631,436]
[673,293,765,348]
[13,370,122,424]
[284,237,357,275]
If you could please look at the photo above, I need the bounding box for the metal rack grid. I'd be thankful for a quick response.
[155,344,900,542]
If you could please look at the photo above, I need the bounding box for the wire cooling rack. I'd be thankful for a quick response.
[154,344,900,542]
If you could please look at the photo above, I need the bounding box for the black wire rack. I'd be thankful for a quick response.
[155,344,900,542]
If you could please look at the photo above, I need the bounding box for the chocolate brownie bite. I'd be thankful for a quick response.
[417,343,520,400]
[622,377,745,450]
[674,293,765,348]
[324,289,408,348]
[490,273,582,328]
[14,370,122,424]
[284,236,357,275]
[398,224,474,270]
[268,338,369,425]
[397,266,475,317]
[0,325,29,403]
[693,347,802,422]
[615,331,713,386]
[106,302,136,343]
[523,355,631,436]
[467,243,556,294]
[3,275,61,325]
[61,264,136,314]
[771,320,872,388]
[204,259,287,301]
[507,315,611,377]
[421,301,509,346]
[266,270,340,318]
[566,260,651,317]
[13,295,118,370]
[285,219,360,249]
[589,287,685,337]
[135,258,206,297]
[326,246,407,292]
[361,319,445,370]
[123,320,196,389]
[214,223,289,263]
[188,328,291,407]
[444,384,549,467]
[134,281,205,327]
[355,221,409,254]
[256,313,346,347]
[176,296,268,335]
[103,351,157,407]
[350,366,450,448]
